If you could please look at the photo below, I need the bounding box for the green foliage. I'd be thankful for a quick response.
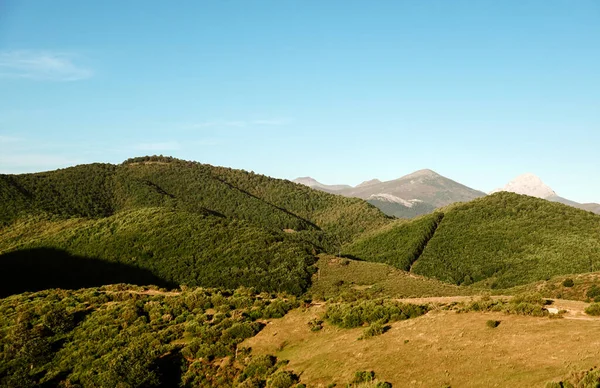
[266,370,300,388]
[0,157,390,296]
[584,303,600,316]
[486,320,501,328]
[345,371,392,387]
[360,322,390,339]
[458,294,551,317]
[547,366,600,388]
[353,370,376,384]
[411,193,600,288]
[343,213,443,271]
[586,285,600,300]
[324,300,428,329]
[308,318,324,332]
[562,278,575,287]
[0,286,300,388]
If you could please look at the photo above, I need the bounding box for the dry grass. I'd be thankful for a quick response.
[309,255,474,300]
[244,303,600,387]
[503,272,600,302]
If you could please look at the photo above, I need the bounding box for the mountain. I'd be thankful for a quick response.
[0,156,389,296]
[291,177,352,193]
[492,173,600,214]
[345,192,600,289]
[294,169,486,218]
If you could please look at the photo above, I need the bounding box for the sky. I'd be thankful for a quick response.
[0,1,598,203]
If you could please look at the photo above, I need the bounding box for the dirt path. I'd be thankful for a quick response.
[548,298,596,321]
[394,295,508,304]
[394,295,598,321]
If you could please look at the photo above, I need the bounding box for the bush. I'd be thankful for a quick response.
[353,371,376,384]
[325,300,428,329]
[562,278,574,287]
[584,303,600,316]
[308,318,323,332]
[486,320,501,328]
[360,322,390,339]
[267,370,299,388]
[586,285,600,299]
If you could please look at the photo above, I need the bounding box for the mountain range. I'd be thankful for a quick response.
[294,170,600,217]
[294,169,486,218]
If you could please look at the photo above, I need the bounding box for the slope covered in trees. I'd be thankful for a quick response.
[0,285,301,387]
[0,156,390,296]
[345,192,600,289]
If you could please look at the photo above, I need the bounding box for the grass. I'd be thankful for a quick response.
[503,272,600,302]
[308,255,474,301]
[243,303,600,387]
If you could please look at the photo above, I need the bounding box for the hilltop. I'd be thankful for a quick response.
[0,156,389,296]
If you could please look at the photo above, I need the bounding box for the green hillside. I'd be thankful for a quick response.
[345,192,600,289]
[0,156,389,296]
[0,285,301,388]
[343,212,443,271]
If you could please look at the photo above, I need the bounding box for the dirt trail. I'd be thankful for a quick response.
[547,298,596,321]
[394,295,598,321]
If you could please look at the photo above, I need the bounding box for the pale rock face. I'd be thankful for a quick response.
[491,173,556,199]
[368,193,414,207]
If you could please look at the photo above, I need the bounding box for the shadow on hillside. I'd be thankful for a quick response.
[0,248,177,298]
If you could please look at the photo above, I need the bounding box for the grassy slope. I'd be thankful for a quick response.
[504,272,600,302]
[309,255,470,300]
[244,304,600,387]
[0,156,390,295]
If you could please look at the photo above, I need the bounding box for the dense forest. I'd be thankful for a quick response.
[348,192,600,288]
[0,156,390,296]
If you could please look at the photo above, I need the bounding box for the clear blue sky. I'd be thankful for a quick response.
[1,1,598,202]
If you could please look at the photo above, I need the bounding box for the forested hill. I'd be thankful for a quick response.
[0,156,390,296]
[344,192,600,289]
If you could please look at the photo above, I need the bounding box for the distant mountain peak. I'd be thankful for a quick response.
[402,169,441,180]
[292,177,351,192]
[491,173,556,199]
[356,179,381,188]
[293,177,321,187]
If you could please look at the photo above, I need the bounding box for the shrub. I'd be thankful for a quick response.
[266,370,299,388]
[584,303,600,316]
[586,285,600,299]
[486,320,501,328]
[308,318,323,332]
[353,371,376,384]
[562,278,574,287]
[325,300,428,329]
[360,322,390,339]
